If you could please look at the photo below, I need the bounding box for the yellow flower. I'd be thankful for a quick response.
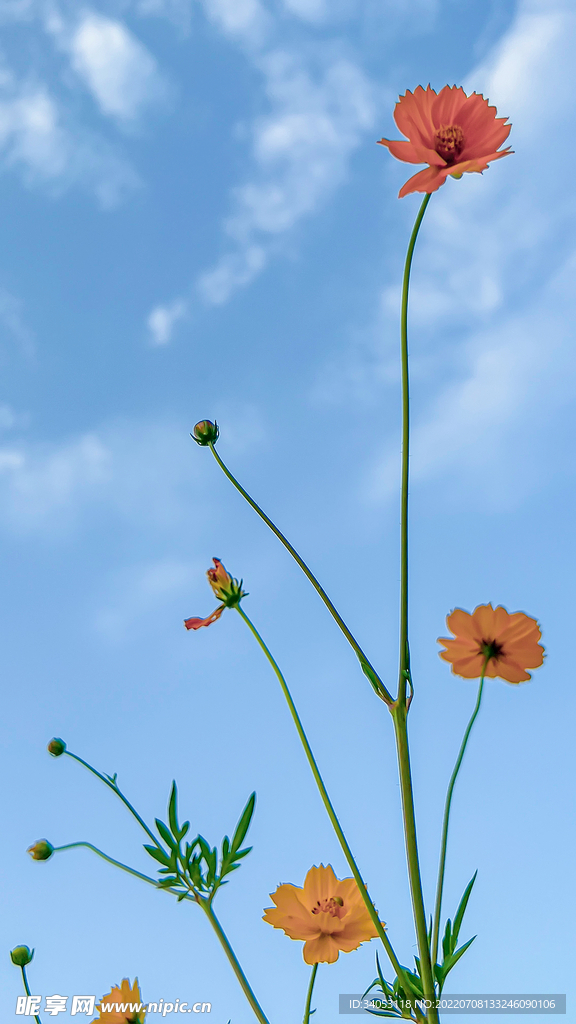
[263,864,380,965]
[94,978,145,1023]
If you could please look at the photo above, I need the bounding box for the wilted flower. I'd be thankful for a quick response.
[378,85,512,198]
[47,738,66,757]
[95,978,145,1023]
[438,603,544,683]
[10,945,34,967]
[192,420,219,446]
[184,558,246,631]
[27,840,54,861]
[263,864,380,964]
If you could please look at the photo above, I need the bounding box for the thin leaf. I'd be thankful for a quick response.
[143,845,171,867]
[156,819,177,850]
[168,782,179,838]
[452,871,477,947]
[442,918,452,961]
[231,793,256,855]
[442,935,476,977]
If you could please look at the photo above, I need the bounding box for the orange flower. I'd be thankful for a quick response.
[378,85,512,198]
[263,864,380,965]
[95,978,145,1023]
[438,603,544,684]
[184,558,246,631]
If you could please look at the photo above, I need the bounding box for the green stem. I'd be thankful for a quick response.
[397,191,431,706]
[431,671,486,967]
[202,901,271,1024]
[388,193,437,1022]
[236,605,420,1014]
[63,751,162,850]
[20,965,42,1024]
[54,844,267,1021]
[209,443,393,705]
[391,707,438,1022]
[53,842,167,890]
[302,964,318,1024]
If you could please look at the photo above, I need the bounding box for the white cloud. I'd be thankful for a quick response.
[198,0,270,46]
[0,289,35,356]
[94,557,197,636]
[0,73,140,205]
[197,49,375,304]
[147,299,188,345]
[67,11,167,121]
[0,418,210,534]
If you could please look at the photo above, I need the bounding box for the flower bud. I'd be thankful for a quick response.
[10,946,34,967]
[192,420,219,446]
[27,840,54,861]
[206,558,246,608]
[47,738,66,757]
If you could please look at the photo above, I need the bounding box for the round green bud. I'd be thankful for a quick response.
[47,738,66,757]
[10,946,34,967]
[191,420,219,446]
[27,840,54,861]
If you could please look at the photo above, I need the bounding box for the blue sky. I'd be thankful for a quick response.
[1,0,575,1021]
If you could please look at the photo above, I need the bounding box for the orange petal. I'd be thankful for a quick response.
[398,164,445,198]
[184,606,224,630]
[431,85,469,129]
[378,138,446,166]
[394,86,437,147]
[303,933,340,965]
[445,608,476,641]
[486,658,531,684]
[302,865,339,910]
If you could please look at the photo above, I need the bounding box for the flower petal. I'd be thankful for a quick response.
[398,165,445,198]
[393,86,437,147]
[303,933,340,965]
[377,138,446,166]
[184,606,224,630]
[431,85,469,129]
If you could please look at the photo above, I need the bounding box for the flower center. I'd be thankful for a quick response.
[434,124,465,164]
[311,896,344,917]
[479,638,504,661]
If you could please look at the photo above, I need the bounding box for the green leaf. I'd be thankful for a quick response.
[156,819,177,850]
[442,918,452,961]
[442,935,476,977]
[231,793,256,855]
[157,876,180,888]
[143,845,171,867]
[452,871,477,948]
[168,782,179,838]
[361,660,383,696]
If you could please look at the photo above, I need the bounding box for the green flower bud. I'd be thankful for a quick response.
[27,840,54,861]
[10,946,34,967]
[47,738,66,757]
[191,420,219,446]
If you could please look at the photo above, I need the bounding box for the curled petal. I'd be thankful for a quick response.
[184,606,224,630]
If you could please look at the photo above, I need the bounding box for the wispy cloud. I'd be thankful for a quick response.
[64,10,168,122]
[0,70,140,205]
[197,47,375,305]
[0,288,35,357]
[147,299,188,345]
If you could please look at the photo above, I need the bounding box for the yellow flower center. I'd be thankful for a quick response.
[311,896,344,917]
[434,124,465,163]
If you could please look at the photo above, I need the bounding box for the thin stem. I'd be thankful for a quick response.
[302,964,318,1024]
[391,707,438,1023]
[236,605,420,1013]
[397,191,431,706]
[202,901,271,1024]
[431,670,486,967]
[209,442,393,705]
[21,965,42,1024]
[63,751,161,849]
[53,842,166,889]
